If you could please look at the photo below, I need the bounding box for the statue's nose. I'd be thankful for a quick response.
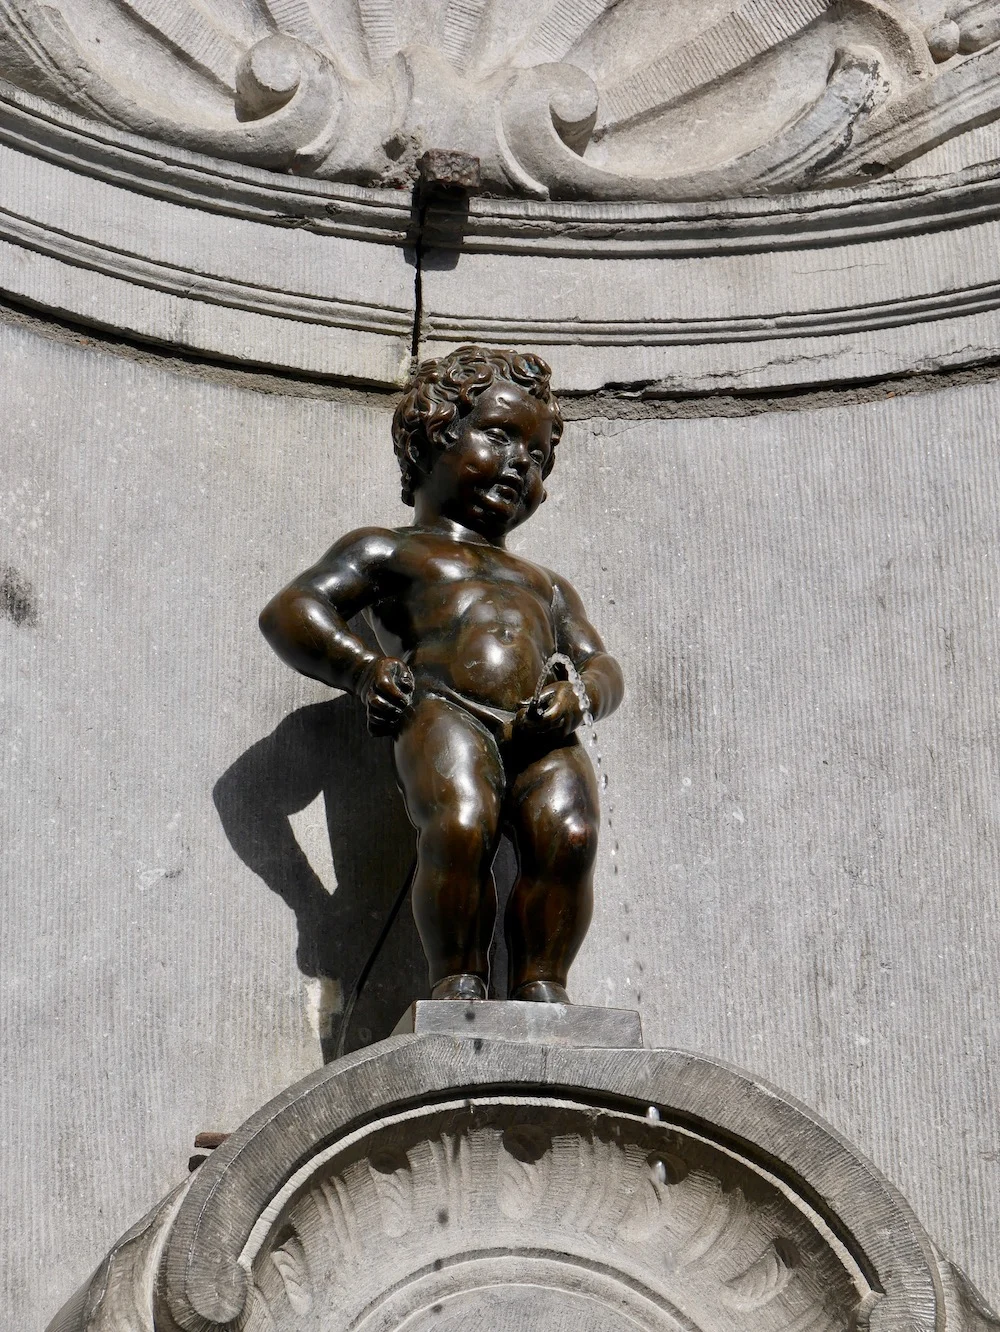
[508,442,531,473]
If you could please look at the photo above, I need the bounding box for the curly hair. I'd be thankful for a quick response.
[391,345,564,506]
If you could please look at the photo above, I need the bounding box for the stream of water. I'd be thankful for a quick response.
[536,653,619,876]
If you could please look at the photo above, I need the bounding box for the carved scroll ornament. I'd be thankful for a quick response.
[3,0,1000,201]
[46,1038,1000,1332]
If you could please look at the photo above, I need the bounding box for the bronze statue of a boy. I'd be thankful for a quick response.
[261,346,623,1003]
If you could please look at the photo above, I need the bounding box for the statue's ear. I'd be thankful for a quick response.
[406,434,430,479]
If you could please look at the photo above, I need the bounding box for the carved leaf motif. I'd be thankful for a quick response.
[356,0,398,67]
[439,0,490,67]
[561,1132,619,1236]
[241,1105,882,1332]
[515,0,622,65]
[316,1173,359,1259]
[596,0,831,134]
[0,0,992,197]
[270,1233,313,1315]
[114,0,243,89]
[498,1125,552,1220]
[725,1236,801,1310]
[424,1130,474,1227]
[677,1182,751,1269]
[617,1176,663,1243]
[616,1151,688,1243]
[259,0,325,46]
[368,1149,414,1238]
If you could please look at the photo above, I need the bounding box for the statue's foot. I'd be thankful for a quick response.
[511,980,570,1004]
[431,973,488,1001]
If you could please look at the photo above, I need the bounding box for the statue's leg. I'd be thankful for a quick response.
[393,696,505,991]
[503,737,599,1001]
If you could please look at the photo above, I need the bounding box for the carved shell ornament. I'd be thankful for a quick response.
[1,0,999,199]
[62,1039,1000,1332]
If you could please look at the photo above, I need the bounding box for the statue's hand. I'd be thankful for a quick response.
[358,656,415,737]
[520,680,585,739]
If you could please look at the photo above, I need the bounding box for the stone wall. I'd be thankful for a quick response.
[3,310,998,1321]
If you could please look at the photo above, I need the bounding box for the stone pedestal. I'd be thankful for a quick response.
[47,1017,999,1332]
[392,998,643,1047]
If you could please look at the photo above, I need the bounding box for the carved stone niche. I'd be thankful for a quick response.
[3,2,1000,393]
[4,0,1000,200]
[48,1020,1000,1332]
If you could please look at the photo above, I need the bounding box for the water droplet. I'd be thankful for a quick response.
[539,654,615,848]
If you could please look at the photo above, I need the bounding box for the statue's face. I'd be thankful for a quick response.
[421,381,555,540]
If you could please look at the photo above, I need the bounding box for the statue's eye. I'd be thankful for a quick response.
[530,448,545,465]
[486,428,508,444]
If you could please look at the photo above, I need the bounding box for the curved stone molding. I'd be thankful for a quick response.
[45,1188,186,1332]
[0,82,416,385]
[3,72,1000,393]
[1,0,999,200]
[496,45,891,202]
[3,7,1000,391]
[416,151,1000,392]
[240,1102,868,1331]
[815,28,1000,182]
[46,1036,1000,1332]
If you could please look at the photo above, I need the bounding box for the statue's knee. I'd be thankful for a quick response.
[553,814,598,875]
[423,807,496,869]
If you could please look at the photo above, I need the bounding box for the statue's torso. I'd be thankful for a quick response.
[367,530,559,713]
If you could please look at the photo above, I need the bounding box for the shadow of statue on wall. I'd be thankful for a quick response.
[213,693,426,1061]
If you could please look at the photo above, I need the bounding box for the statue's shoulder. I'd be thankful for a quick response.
[522,558,564,595]
[321,525,404,565]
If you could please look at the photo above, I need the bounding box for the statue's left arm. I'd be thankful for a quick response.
[551,574,625,723]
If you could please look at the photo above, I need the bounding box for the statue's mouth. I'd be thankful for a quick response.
[490,478,523,504]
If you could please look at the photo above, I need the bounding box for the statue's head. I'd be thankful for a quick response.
[391,347,564,530]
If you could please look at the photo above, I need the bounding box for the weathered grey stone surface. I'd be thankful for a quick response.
[3,312,1000,1322]
[1,32,1000,392]
[392,998,643,1046]
[45,1035,997,1332]
[2,0,998,198]
[1,8,998,1327]
[418,176,1000,393]
[0,91,416,384]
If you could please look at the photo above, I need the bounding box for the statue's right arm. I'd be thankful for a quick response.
[258,528,398,694]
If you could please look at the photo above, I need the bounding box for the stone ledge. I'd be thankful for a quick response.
[47,1035,999,1332]
[391,999,643,1047]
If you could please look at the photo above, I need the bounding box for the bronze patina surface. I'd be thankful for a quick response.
[261,346,623,1001]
